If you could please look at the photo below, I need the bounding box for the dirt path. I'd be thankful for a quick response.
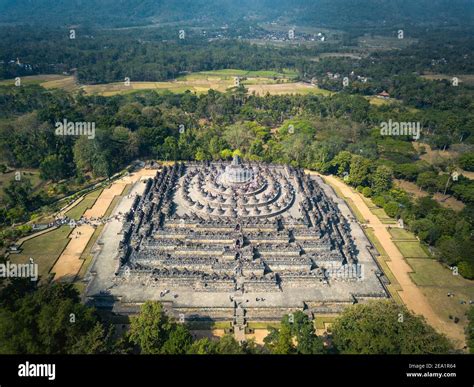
[311,172,465,348]
[83,182,127,218]
[51,224,95,281]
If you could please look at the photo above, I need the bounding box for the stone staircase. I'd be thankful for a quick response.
[233,302,247,343]
[233,264,247,342]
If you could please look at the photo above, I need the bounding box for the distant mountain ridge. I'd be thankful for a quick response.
[0,0,472,28]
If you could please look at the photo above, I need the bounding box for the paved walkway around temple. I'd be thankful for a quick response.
[310,172,465,348]
[52,169,157,282]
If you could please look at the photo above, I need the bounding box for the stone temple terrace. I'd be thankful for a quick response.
[85,156,388,334]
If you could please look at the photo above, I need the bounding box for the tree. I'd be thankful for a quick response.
[70,322,112,354]
[128,301,195,354]
[410,218,439,244]
[220,149,233,160]
[187,338,219,354]
[160,324,193,354]
[290,313,325,354]
[195,148,207,161]
[223,122,255,153]
[383,201,399,218]
[162,136,179,161]
[372,195,386,208]
[416,171,438,192]
[348,155,371,187]
[40,154,70,182]
[371,165,393,194]
[331,151,352,176]
[436,236,461,266]
[216,334,244,354]
[265,324,294,354]
[264,311,324,354]
[467,307,474,354]
[208,136,228,160]
[362,187,372,197]
[459,153,474,172]
[331,301,453,354]
[128,301,173,354]
[0,283,106,354]
[458,261,474,280]
[3,178,35,210]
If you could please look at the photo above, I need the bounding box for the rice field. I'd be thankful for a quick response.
[0,69,333,97]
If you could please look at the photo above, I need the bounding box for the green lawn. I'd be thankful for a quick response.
[65,189,103,220]
[407,258,474,327]
[371,208,397,224]
[314,315,338,330]
[185,321,232,330]
[389,228,417,240]
[11,225,72,281]
[394,241,429,258]
[362,197,396,224]
[247,321,281,330]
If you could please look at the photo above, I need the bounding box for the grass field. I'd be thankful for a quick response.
[184,69,298,78]
[316,52,363,60]
[247,82,332,96]
[314,315,338,330]
[0,74,77,91]
[185,321,233,330]
[370,207,397,224]
[11,225,72,281]
[357,34,417,51]
[10,185,110,283]
[0,69,334,97]
[407,258,474,328]
[421,73,474,86]
[388,228,417,240]
[366,96,396,106]
[389,227,432,261]
[394,241,430,258]
[81,69,313,96]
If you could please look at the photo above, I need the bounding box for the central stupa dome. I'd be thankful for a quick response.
[222,155,253,185]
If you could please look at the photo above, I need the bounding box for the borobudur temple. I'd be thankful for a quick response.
[85,156,388,324]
